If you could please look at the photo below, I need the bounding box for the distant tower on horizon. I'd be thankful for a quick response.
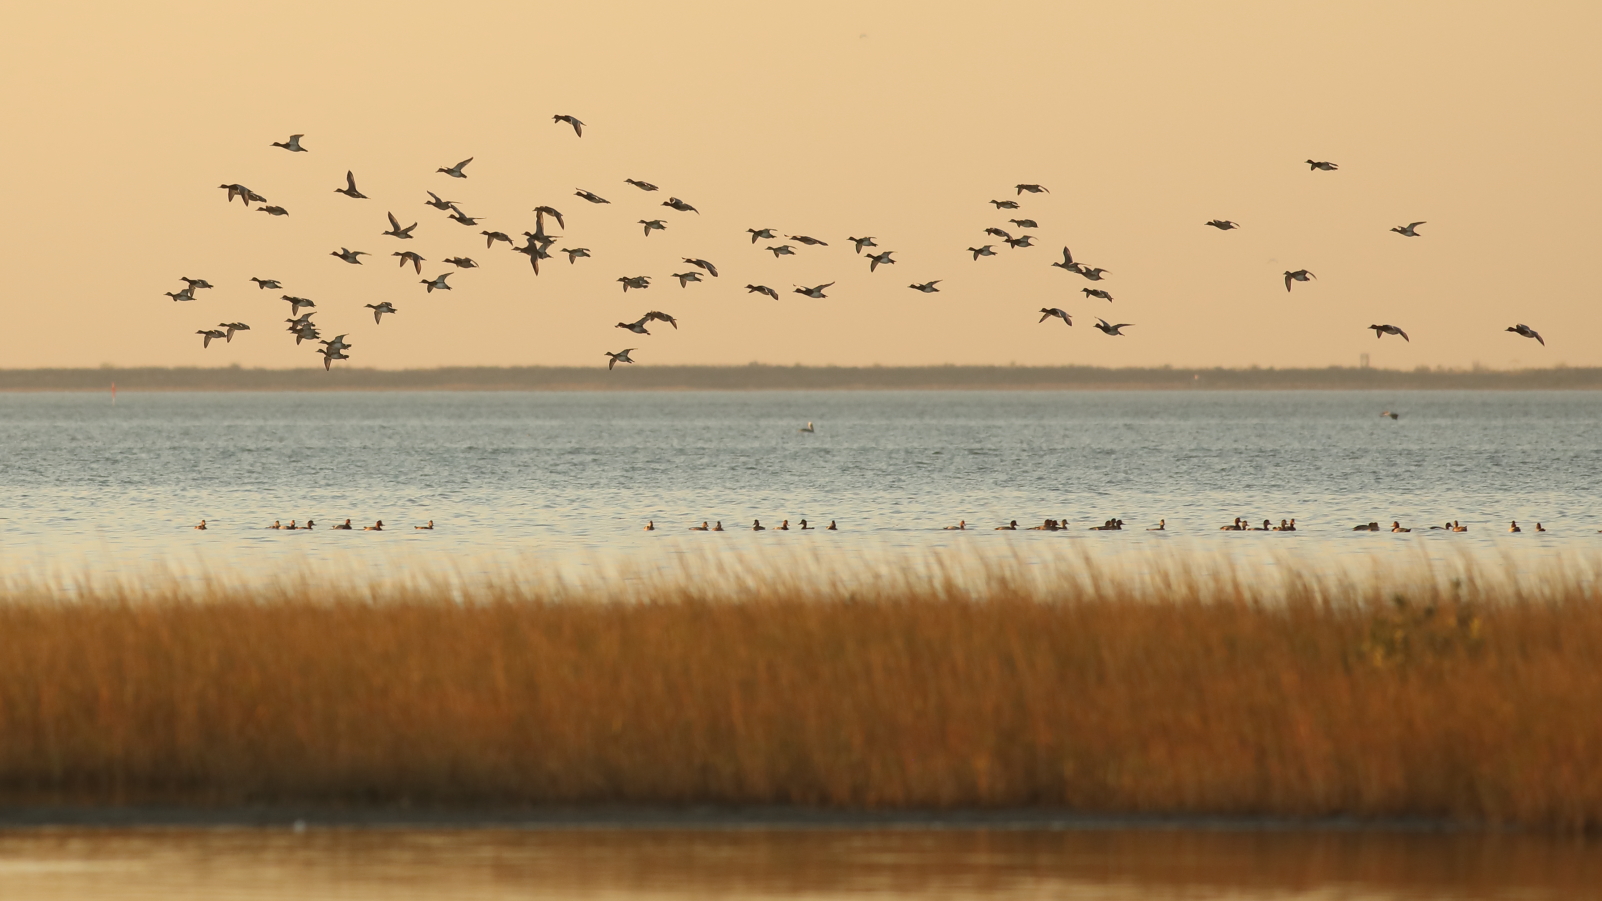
[1360,353,1370,369]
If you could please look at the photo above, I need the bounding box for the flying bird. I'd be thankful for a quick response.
[625,178,659,191]
[1005,235,1037,248]
[437,157,473,178]
[196,329,228,348]
[984,227,1013,240]
[618,276,651,292]
[257,205,289,216]
[788,235,827,246]
[909,281,941,293]
[366,302,396,324]
[271,134,307,152]
[1205,220,1239,230]
[249,278,281,290]
[561,247,591,263]
[1009,218,1039,229]
[662,197,698,213]
[219,183,260,205]
[670,271,704,287]
[746,284,780,300]
[1368,323,1409,342]
[282,295,315,316]
[766,244,797,257]
[1505,323,1545,346]
[1391,221,1426,237]
[575,189,610,204]
[393,251,425,273]
[1051,247,1082,273]
[318,345,349,371]
[989,199,1020,209]
[1016,184,1049,195]
[849,236,877,254]
[420,273,453,293]
[640,219,667,236]
[747,227,777,243]
[794,282,834,299]
[1083,288,1112,302]
[968,245,996,260]
[1283,269,1315,291]
[219,322,250,341]
[606,348,636,370]
[1078,267,1109,281]
[867,251,896,272]
[334,171,367,199]
[1306,160,1339,171]
[1094,319,1132,335]
[616,317,651,335]
[446,207,482,226]
[165,289,195,302]
[424,191,456,210]
[330,248,368,264]
[533,205,566,229]
[1039,308,1072,326]
[553,114,584,137]
[483,230,513,248]
[382,212,418,239]
[444,257,478,268]
[644,311,679,330]
[180,278,214,291]
[683,258,719,277]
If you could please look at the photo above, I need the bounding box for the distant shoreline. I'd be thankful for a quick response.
[4,365,1602,391]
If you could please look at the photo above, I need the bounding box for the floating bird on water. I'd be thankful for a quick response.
[444,257,478,268]
[393,251,424,273]
[618,276,651,292]
[909,281,941,293]
[180,277,214,291]
[867,251,896,272]
[553,114,584,137]
[794,282,834,299]
[644,311,678,329]
[1381,411,1399,420]
[1083,288,1112,302]
[766,244,797,258]
[662,197,698,213]
[1039,308,1072,326]
[575,189,609,204]
[1205,219,1240,230]
[670,271,704,288]
[989,199,1020,209]
[1283,269,1315,291]
[219,322,250,342]
[1506,323,1545,346]
[800,422,815,433]
[1307,159,1338,171]
[789,235,827,246]
[483,230,513,248]
[1368,323,1409,342]
[968,245,996,260]
[746,284,780,300]
[683,258,719,277]
[334,171,367,199]
[258,205,289,216]
[748,228,777,243]
[1051,247,1082,273]
[606,348,636,370]
[639,219,667,236]
[366,302,396,324]
[849,236,877,254]
[196,329,227,348]
[533,205,566,229]
[1391,221,1426,237]
[561,247,590,263]
[625,178,658,191]
[283,295,315,316]
[1009,218,1039,229]
[250,278,281,290]
[271,134,307,152]
[1094,319,1132,335]
[424,191,456,210]
[331,247,368,264]
[437,157,473,178]
[1016,184,1049,194]
[382,212,417,239]
[421,273,453,293]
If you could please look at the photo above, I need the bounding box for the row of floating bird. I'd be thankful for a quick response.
[175,134,1552,370]
[193,519,431,530]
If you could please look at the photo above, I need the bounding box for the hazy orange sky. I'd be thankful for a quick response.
[4,2,1599,370]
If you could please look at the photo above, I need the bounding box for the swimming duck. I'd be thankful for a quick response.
[996,520,1019,530]
[1509,521,1521,532]
[777,520,790,530]
[1148,519,1166,531]
[415,521,433,530]
[799,520,813,529]
[1254,520,1272,531]
[713,521,725,531]
[689,522,710,531]
[194,520,207,530]
[1392,522,1411,533]
[752,520,766,531]
[1353,522,1381,531]
[334,519,354,530]
[1535,523,1546,532]
[364,521,384,531]
[643,521,654,531]
[827,521,837,530]
[1382,411,1400,420]
[286,520,298,530]
[943,520,966,530]
[267,520,282,530]
[302,520,315,529]
[1452,521,1467,532]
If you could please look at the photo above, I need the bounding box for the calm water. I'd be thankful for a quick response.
[0,827,1597,900]
[1,390,1599,582]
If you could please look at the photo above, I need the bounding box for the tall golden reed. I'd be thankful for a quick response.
[0,558,1599,829]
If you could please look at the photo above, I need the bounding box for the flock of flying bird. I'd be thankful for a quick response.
[169,133,1550,369]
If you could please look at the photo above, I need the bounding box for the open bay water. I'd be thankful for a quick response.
[1,389,1599,586]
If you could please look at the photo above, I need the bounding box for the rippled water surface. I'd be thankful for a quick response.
[0,827,1596,900]
[1,390,1598,581]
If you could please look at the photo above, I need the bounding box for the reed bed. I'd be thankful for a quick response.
[2,557,1600,830]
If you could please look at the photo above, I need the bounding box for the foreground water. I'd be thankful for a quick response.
[1,390,1598,583]
[0,827,1596,900]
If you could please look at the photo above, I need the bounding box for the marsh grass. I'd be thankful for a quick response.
[1,555,1600,829]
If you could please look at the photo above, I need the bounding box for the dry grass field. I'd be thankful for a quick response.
[1,560,1599,829]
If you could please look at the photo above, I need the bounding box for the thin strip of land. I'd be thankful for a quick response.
[5,365,1602,391]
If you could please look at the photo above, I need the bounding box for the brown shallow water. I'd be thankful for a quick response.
[0,828,1598,900]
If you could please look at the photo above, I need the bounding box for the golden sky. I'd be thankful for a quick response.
[4,1,1598,370]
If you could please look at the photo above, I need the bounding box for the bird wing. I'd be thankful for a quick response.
[1285,272,1293,291]
[345,171,357,191]
[388,212,400,230]
[1410,221,1426,228]
[456,158,473,171]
